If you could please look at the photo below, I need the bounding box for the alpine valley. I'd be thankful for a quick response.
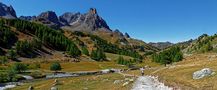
[0,2,217,90]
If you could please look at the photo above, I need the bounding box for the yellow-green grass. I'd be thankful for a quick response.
[39,61,127,72]
[122,53,217,89]
[152,53,217,89]
[12,73,133,90]
[19,53,133,72]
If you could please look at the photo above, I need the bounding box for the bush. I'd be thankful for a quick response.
[30,71,45,79]
[0,69,22,83]
[28,63,40,69]
[7,49,17,60]
[0,56,8,65]
[81,47,89,56]
[12,63,28,73]
[116,56,134,66]
[50,62,62,72]
[91,49,106,61]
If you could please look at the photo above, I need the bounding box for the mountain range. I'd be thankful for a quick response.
[0,2,160,59]
[2,2,213,55]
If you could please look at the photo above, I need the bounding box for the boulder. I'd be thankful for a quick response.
[122,82,129,86]
[193,68,215,79]
[100,69,111,74]
[51,86,58,90]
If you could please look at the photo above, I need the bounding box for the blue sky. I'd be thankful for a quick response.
[2,0,217,43]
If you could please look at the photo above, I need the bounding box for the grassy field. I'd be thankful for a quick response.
[12,73,133,90]
[154,53,217,90]
[124,53,217,90]
[15,53,133,73]
[11,52,217,90]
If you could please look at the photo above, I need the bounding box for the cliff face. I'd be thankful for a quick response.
[60,8,110,31]
[0,3,17,19]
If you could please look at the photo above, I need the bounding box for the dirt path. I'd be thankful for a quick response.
[131,76,173,90]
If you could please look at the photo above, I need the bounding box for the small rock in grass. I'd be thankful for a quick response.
[129,79,134,82]
[122,82,129,86]
[193,68,215,79]
[113,80,121,84]
[51,86,58,90]
[83,87,88,90]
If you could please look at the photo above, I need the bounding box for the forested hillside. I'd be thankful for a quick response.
[0,18,156,61]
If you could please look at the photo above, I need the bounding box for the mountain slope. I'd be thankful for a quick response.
[0,2,17,19]
[0,2,159,61]
[182,34,216,54]
[148,42,174,50]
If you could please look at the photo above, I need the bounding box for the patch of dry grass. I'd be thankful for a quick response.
[122,53,217,89]
[12,73,133,90]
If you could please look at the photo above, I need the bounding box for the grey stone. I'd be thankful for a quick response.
[193,68,215,79]
[35,11,62,28]
[51,86,58,90]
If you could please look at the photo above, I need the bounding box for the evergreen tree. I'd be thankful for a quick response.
[50,62,62,72]
[12,63,28,73]
[152,46,183,65]
[0,48,4,55]
[81,47,89,56]
[0,56,8,65]
[7,49,17,60]
[91,49,106,61]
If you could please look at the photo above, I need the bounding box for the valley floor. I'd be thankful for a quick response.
[6,53,217,90]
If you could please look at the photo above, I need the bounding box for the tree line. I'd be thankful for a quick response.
[0,20,17,48]
[152,46,183,66]
[0,18,81,58]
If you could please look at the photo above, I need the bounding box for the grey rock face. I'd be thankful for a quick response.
[59,12,82,26]
[193,68,215,79]
[0,3,17,19]
[114,29,124,37]
[124,33,130,38]
[35,11,62,28]
[19,16,36,21]
[59,8,110,31]
[148,42,174,50]
[84,8,110,30]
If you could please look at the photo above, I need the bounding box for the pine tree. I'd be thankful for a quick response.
[50,62,62,72]
[91,49,106,61]
[81,47,89,56]
[8,49,17,60]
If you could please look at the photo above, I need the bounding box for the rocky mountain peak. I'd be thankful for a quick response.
[84,8,110,30]
[0,2,17,19]
[59,12,82,26]
[19,16,36,21]
[89,8,97,15]
[114,29,124,37]
[35,11,62,28]
[124,33,130,38]
[37,11,59,23]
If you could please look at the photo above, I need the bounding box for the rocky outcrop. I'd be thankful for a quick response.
[193,68,215,79]
[60,8,110,32]
[149,42,174,50]
[35,11,62,28]
[124,33,130,38]
[83,8,110,30]
[0,3,17,19]
[19,16,36,21]
[59,12,82,26]
[114,29,124,37]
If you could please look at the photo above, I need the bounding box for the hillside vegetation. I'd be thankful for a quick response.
[0,18,152,61]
